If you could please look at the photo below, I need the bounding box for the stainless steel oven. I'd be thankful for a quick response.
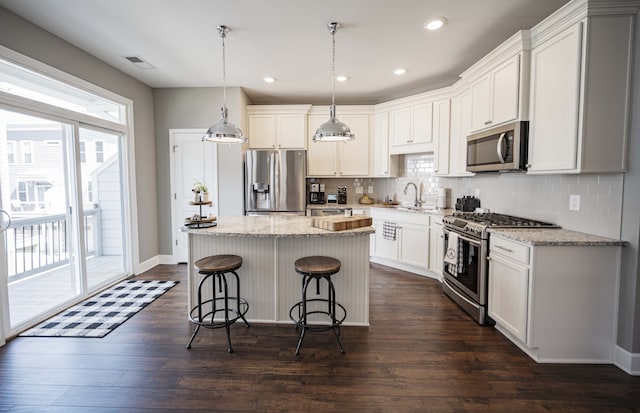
[442,226,489,324]
[442,212,557,325]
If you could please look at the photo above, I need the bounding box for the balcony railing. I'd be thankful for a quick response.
[5,209,101,281]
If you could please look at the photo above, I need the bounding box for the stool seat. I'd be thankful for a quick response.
[295,256,341,277]
[187,254,249,352]
[195,254,242,273]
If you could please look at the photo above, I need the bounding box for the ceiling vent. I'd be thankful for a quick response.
[124,56,155,69]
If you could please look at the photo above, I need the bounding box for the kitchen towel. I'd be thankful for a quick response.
[382,221,397,241]
[444,232,459,274]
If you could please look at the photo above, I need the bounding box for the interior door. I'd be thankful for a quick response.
[171,130,218,263]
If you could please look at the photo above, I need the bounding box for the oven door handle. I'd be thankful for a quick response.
[444,228,481,246]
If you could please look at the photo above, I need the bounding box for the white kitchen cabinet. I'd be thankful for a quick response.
[447,89,474,177]
[246,105,311,149]
[527,15,633,174]
[487,233,620,363]
[433,99,450,176]
[428,216,444,278]
[370,208,435,278]
[470,55,520,133]
[306,109,371,177]
[372,111,399,177]
[488,240,529,343]
[389,101,434,154]
[398,221,429,269]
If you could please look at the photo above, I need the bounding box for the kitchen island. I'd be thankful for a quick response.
[183,215,375,326]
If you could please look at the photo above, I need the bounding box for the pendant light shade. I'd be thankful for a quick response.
[313,22,354,143]
[203,25,247,144]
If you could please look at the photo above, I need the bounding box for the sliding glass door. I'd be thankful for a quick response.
[78,126,126,290]
[0,110,128,330]
[0,109,80,327]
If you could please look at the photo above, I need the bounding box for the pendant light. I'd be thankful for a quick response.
[313,22,355,142]
[203,25,247,144]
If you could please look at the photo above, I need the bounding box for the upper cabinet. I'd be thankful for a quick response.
[433,99,450,176]
[307,106,372,177]
[447,89,475,177]
[388,101,434,154]
[373,111,399,177]
[470,55,520,132]
[246,105,311,149]
[527,4,635,174]
[460,31,530,135]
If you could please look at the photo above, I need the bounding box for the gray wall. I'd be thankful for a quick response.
[152,87,245,256]
[0,6,159,263]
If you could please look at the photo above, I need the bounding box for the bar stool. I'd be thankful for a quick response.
[289,256,347,355]
[186,254,250,352]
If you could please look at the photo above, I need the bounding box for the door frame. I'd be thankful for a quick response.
[169,129,219,263]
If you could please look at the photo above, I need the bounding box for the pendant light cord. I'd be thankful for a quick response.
[218,25,228,110]
[331,27,336,108]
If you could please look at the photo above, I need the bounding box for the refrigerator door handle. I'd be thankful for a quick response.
[270,150,278,211]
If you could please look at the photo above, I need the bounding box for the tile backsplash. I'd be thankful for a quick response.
[398,153,623,238]
[308,152,623,239]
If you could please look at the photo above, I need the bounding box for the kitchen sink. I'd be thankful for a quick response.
[394,206,437,213]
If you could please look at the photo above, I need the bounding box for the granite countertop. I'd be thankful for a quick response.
[489,228,625,246]
[182,215,375,238]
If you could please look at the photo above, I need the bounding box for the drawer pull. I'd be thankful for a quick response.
[494,245,514,253]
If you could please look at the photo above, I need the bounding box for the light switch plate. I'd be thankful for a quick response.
[368,186,374,193]
[569,194,581,211]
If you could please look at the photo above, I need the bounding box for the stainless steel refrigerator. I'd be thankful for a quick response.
[245,149,307,215]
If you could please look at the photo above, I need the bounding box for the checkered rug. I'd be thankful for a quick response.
[20,279,178,338]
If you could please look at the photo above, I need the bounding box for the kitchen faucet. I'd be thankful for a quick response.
[403,182,419,207]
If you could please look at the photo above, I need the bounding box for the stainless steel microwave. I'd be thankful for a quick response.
[466,121,529,173]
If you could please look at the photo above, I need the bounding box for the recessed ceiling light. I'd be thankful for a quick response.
[263,76,276,83]
[336,75,348,82]
[424,17,447,31]
[394,68,407,76]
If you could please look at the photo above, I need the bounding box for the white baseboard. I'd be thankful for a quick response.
[158,255,178,265]
[135,255,180,275]
[614,345,640,376]
[135,256,159,275]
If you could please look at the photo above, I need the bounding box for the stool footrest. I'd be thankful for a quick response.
[289,298,346,331]
[189,297,249,328]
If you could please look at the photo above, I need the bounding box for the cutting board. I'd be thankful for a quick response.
[312,216,373,231]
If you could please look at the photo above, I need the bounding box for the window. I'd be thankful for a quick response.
[87,181,93,202]
[7,141,15,163]
[22,141,32,163]
[95,141,104,163]
[14,180,51,211]
[0,57,126,124]
[79,141,86,163]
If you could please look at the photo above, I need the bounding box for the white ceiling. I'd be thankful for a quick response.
[0,0,570,104]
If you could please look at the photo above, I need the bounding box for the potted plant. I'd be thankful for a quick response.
[192,180,209,202]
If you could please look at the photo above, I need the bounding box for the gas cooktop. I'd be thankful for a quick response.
[443,212,559,238]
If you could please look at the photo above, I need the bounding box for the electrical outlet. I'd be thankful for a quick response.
[474,188,480,197]
[368,186,374,194]
[356,186,364,194]
[569,194,581,211]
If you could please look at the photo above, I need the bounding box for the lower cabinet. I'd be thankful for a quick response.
[488,249,529,343]
[428,216,444,278]
[370,208,439,278]
[487,233,620,363]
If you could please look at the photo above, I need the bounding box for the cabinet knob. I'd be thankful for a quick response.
[487,256,492,261]
[526,164,532,168]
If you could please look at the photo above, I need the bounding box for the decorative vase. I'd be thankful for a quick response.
[202,192,209,202]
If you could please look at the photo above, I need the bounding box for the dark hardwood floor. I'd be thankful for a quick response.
[1,263,639,412]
